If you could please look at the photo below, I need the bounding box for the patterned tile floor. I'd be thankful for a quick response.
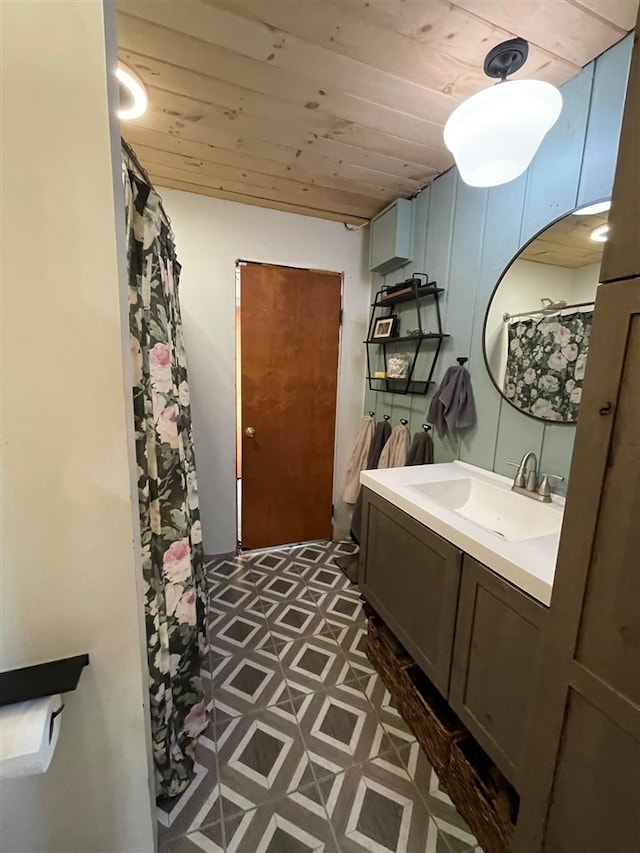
[158,541,482,853]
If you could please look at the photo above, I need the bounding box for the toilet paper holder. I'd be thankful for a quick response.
[0,654,89,707]
[49,704,64,743]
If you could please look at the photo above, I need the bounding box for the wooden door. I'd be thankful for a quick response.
[450,555,546,788]
[360,489,462,697]
[514,277,640,852]
[239,262,341,549]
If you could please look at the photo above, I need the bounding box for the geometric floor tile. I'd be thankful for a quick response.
[296,684,399,776]
[212,649,289,715]
[216,706,310,817]
[160,540,482,853]
[278,634,360,692]
[219,784,337,853]
[317,757,436,853]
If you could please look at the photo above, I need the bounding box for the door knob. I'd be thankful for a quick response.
[244,426,256,438]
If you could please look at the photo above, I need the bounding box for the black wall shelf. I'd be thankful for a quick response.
[373,284,444,308]
[365,332,448,345]
[365,273,449,396]
[0,654,89,707]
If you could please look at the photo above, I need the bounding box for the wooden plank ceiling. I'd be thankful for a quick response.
[116,0,637,225]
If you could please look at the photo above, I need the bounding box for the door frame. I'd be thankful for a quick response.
[235,259,345,549]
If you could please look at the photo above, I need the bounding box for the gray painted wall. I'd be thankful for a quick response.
[363,35,632,492]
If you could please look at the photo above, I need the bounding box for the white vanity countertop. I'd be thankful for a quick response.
[360,461,565,606]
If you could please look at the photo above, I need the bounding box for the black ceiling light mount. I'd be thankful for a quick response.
[483,37,529,81]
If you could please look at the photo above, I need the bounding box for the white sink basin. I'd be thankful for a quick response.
[360,461,565,605]
[410,478,562,542]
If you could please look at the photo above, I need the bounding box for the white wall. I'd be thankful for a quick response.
[485,258,601,388]
[157,188,371,553]
[1,3,155,851]
[573,261,602,299]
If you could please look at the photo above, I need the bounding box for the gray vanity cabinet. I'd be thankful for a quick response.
[359,488,462,696]
[449,555,546,786]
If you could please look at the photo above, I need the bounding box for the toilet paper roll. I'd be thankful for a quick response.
[0,694,63,778]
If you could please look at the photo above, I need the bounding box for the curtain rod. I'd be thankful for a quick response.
[503,300,595,322]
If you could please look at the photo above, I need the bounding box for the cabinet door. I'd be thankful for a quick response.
[450,556,546,787]
[514,278,640,852]
[360,489,462,696]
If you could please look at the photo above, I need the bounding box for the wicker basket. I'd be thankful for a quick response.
[444,736,517,853]
[365,620,413,692]
[365,621,463,775]
[395,666,465,776]
[364,612,518,852]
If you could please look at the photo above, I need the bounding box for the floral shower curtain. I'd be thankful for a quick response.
[504,311,593,421]
[123,142,208,799]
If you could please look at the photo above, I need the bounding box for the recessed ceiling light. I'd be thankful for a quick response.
[572,201,611,216]
[443,38,562,188]
[590,224,609,242]
[116,63,148,121]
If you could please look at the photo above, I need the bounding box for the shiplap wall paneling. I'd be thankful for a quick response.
[404,187,433,441]
[492,64,594,477]
[577,36,633,207]
[600,25,640,283]
[445,180,489,372]
[420,171,459,462]
[386,188,429,438]
[363,34,633,489]
[458,174,528,471]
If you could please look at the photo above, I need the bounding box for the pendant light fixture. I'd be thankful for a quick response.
[444,39,562,188]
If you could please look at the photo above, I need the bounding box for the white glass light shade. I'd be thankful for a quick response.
[116,63,148,121]
[444,80,562,188]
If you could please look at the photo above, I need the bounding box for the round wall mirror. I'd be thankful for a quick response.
[483,201,610,423]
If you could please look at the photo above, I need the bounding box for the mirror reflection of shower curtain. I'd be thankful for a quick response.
[123,141,208,800]
[503,310,593,421]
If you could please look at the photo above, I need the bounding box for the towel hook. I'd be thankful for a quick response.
[422,423,432,432]
[368,411,375,417]
[383,414,391,421]
[400,419,408,426]
[456,357,468,366]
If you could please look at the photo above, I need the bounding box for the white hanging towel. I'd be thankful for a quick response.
[342,414,375,504]
[378,423,410,469]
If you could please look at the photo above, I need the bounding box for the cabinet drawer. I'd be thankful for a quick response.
[360,489,462,697]
[450,555,547,787]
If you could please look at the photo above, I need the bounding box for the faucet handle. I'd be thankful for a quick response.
[537,473,565,498]
[505,461,526,488]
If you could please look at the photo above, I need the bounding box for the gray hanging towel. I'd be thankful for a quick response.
[366,420,392,469]
[349,420,391,547]
[427,365,477,439]
[342,415,375,505]
[407,431,434,465]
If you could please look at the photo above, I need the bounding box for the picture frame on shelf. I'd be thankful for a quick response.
[372,315,398,340]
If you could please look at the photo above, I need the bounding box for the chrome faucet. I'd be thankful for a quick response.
[507,451,564,503]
